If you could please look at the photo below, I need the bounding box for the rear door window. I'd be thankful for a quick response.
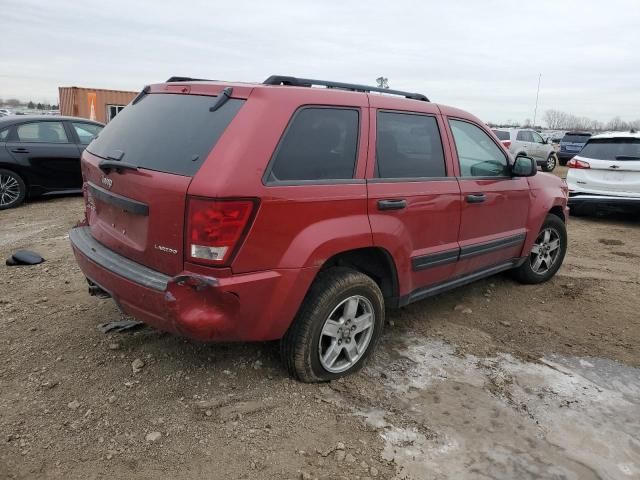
[516,130,533,142]
[376,112,446,178]
[449,120,509,177]
[0,128,8,141]
[266,107,359,183]
[579,138,640,160]
[16,122,69,143]
[87,93,245,177]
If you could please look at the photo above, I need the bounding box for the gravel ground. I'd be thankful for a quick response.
[1,194,639,479]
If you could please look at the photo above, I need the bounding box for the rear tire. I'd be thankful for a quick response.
[281,267,385,382]
[541,153,557,172]
[512,214,567,284]
[0,169,26,210]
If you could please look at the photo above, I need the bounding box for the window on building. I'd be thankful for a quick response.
[107,105,126,122]
[376,112,446,178]
[267,107,359,182]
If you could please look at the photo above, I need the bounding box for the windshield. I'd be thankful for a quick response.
[562,133,591,144]
[492,130,510,141]
[579,138,640,160]
[87,93,245,176]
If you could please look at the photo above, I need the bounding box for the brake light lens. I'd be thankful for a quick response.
[502,140,512,149]
[567,158,591,169]
[186,198,255,265]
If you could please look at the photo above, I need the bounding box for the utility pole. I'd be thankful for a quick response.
[533,73,541,128]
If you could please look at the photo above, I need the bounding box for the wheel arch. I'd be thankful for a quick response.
[320,247,400,307]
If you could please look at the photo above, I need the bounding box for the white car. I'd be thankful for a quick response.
[567,131,640,214]
[492,128,558,172]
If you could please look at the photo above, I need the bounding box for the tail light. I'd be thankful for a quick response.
[502,140,512,149]
[567,158,590,169]
[186,197,256,266]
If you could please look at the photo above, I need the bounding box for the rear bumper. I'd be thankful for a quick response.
[558,152,578,161]
[568,193,640,207]
[70,226,316,342]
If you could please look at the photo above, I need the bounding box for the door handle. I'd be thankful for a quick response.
[466,193,486,204]
[377,199,407,211]
[11,148,29,153]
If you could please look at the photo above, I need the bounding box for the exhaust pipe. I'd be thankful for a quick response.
[87,280,111,299]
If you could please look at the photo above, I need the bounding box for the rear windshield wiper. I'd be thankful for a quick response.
[209,87,233,112]
[615,155,640,160]
[98,159,139,173]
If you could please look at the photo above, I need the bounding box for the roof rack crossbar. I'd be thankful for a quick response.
[166,76,213,82]
[263,75,429,102]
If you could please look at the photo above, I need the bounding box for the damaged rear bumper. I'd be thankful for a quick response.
[69,226,315,342]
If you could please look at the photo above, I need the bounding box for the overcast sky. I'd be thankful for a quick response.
[1,0,638,123]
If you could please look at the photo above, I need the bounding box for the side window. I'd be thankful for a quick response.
[267,107,359,182]
[0,128,8,142]
[531,131,544,144]
[517,130,533,142]
[376,112,446,178]
[16,122,69,143]
[449,120,509,177]
[72,122,103,145]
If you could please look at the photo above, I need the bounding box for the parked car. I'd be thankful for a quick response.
[0,115,104,209]
[69,76,569,382]
[0,109,13,116]
[558,132,591,166]
[491,128,558,172]
[567,131,640,215]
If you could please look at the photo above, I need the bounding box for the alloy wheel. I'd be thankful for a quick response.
[546,155,556,170]
[0,174,21,207]
[318,295,375,373]
[530,227,562,274]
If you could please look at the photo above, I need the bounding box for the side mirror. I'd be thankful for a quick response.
[512,156,537,177]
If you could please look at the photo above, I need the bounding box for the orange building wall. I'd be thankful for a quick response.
[58,87,137,123]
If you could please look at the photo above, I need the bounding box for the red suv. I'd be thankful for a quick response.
[70,76,569,382]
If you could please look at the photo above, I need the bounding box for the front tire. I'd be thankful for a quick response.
[541,153,557,172]
[0,169,26,210]
[512,214,567,284]
[281,267,385,382]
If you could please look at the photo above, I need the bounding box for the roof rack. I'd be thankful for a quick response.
[263,75,429,102]
[166,76,213,82]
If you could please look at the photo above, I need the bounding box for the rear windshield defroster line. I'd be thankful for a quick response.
[87,93,245,177]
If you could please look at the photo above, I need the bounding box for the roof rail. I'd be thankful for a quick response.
[263,75,429,102]
[166,76,213,82]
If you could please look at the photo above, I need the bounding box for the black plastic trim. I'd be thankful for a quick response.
[412,249,459,271]
[70,226,170,291]
[87,182,149,216]
[401,258,526,306]
[459,234,526,260]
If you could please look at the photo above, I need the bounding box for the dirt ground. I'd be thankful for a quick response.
[1,192,639,480]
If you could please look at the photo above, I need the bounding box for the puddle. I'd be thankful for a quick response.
[360,337,640,480]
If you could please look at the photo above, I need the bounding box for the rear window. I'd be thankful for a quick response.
[87,93,245,176]
[562,133,591,144]
[579,138,640,160]
[492,130,510,141]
